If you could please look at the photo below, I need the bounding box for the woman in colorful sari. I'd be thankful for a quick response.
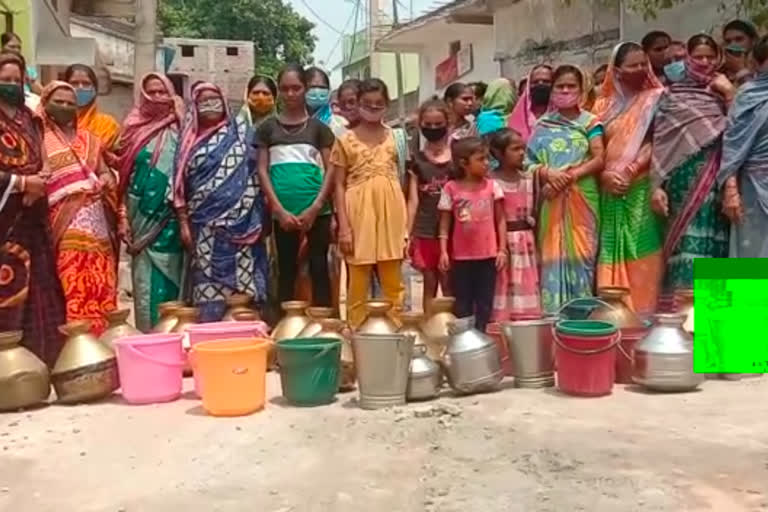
[718,36,768,257]
[593,42,665,315]
[64,64,120,151]
[115,73,185,332]
[40,81,118,334]
[509,64,553,143]
[476,78,518,137]
[173,82,268,322]
[525,65,605,314]
[0,52,66,365]
[651,34,734,297]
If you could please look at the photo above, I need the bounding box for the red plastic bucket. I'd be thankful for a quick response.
[486,323,513,376]
[554,320,620,397]
[615,327,647,384]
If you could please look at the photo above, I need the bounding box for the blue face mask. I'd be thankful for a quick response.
[664,60,686,84]
[306,87,330,110]
[75,87,96,107]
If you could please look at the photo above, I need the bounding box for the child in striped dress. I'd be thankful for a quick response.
[489,128,541,319]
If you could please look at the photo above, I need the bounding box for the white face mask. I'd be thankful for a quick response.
[359,105,386,123]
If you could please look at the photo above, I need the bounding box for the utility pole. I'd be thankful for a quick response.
[392,0,406,125]
[134,0,158,93]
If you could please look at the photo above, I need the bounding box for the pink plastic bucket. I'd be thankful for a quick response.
[187,321,269,397]
[115,333,186,404]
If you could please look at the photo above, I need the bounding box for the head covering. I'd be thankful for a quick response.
[38,80,76,122]
[477,78,517,136]
[683,33,724,86]
[0,52,42,177]
[237,76,276,128]
[114,72,182,195]
[173,82,229,208]
[508,64,552,142]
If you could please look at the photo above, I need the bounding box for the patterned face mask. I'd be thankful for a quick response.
[197,98,224,115]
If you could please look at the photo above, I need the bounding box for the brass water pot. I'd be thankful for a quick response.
[0,331,51,411]
[316,318,356,392]
[357,300,398,335]
[421,297,457,359]
[223,294,260,321]
[232,310,260,322]
[297,307,335,338]
[398,312,432,357]
[589,287,645,329]
[52,321,119,404]
[99,309,140,351]
[153,301,185,333]
[272,301,311,341]
[676,289,694,334]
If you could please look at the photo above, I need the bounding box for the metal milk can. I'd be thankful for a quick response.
[443,317,503,395]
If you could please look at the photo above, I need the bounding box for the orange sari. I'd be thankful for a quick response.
[42,82,118,334]
[78,102,120,150]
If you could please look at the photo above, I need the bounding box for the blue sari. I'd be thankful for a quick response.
[183,116,268,321]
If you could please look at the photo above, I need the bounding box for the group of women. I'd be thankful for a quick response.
[1,20,766,366]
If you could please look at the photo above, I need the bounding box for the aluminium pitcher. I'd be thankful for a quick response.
[352,333,414,410]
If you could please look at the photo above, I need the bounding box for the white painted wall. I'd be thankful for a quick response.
[70,21,135,80]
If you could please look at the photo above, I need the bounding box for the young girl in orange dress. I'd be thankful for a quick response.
[438,137,506,332]
[332,78,408,327]
[489,128,541,319]
[407,98,453,313]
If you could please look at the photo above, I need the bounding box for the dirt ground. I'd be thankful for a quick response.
[1,373,766,512]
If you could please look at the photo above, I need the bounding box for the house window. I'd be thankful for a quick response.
[226,47,239,56]
[181,45,195,57]
[449,40,461,55]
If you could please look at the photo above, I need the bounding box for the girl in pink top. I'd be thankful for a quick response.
[438,137,506,332]
[489,128,541,320]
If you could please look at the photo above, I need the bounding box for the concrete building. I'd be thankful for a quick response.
[378,0,744,100]
[163,37,255,110]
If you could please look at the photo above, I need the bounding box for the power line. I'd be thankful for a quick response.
[324,0,361,65]
[346,0,362,66]
[300,0,346,35]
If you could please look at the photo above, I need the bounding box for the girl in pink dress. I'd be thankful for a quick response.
[489,128,541,319]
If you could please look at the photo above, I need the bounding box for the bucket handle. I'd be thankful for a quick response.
[557,297,616,318]
[552,327,622,356]
[125,343,187,368]
[280,343,337,367]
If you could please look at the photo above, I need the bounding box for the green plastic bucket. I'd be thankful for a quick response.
[276,338,342,406]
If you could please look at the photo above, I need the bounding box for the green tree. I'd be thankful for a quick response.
[159,0,317,77]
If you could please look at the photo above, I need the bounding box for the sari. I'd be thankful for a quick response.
[717,71,768,257]
[651,56,729,294]
[78,101,120,151]
[174,82,268,322]
[41,81,118,334]
[509,65,553,142]
[592,43,665,314]
[0,53,66,366]
[525,109,603,314]
[477,78,517,136]
[115,73,185,332]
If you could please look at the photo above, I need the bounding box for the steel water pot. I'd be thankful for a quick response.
[633,313,704,392]
[501,316,557,388]
[443,316,503,395]
[407,344,442,401]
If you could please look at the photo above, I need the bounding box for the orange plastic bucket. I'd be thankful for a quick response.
[191,338,270,417]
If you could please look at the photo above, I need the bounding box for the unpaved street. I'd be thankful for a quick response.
[1,375,767,512]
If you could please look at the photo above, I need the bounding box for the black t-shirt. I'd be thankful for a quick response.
[410,151,453,238]
[253,116,335,151]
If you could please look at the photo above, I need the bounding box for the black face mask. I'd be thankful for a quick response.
[530,84,552,106]
[421,126,448,142]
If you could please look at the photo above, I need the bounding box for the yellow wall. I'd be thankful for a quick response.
[0,0,34,63]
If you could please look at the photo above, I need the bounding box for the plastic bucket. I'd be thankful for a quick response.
[115,333,186,404]
[277,338,341,407]
[615,326,649,384]
[191,338,270,417]
[554,320,619,397]
[486,323,513,376]
[187,321,270,397]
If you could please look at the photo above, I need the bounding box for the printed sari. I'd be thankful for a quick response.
[0,53,66,365]
[652,54,729,295]
[525,110,603,314]
[718,71,768,258]
[593,43,665,315]
[41,81,118,334]
[79,101,120,151]
[174,82,268,322]
[115,73,185,332]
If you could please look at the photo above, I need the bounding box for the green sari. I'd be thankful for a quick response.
[126,130,185,331]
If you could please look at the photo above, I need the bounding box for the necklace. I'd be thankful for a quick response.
[278,116,309,136]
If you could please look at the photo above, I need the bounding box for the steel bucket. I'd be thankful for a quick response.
[501,317,557,388]
[352,333,414,410]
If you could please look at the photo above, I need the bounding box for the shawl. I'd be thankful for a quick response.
[718,71,768,186]
[173,82,229,209]
[477,78,517,136]
[114,73,182,196]
[312,102,333,125]
[509,65,552,142]
[593,42,664,171]
[78,102,120,150]
[651,70,727,187]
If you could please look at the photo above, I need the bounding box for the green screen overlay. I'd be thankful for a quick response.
[693,259,768,374]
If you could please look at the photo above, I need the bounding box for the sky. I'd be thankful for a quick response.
[286,0,440,83]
